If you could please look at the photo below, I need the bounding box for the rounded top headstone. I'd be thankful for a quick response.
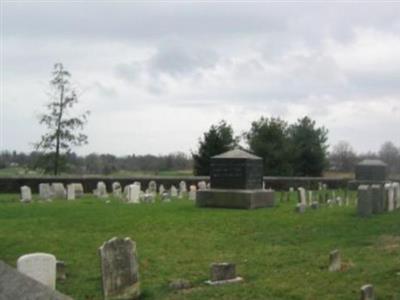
[212,149,261,160]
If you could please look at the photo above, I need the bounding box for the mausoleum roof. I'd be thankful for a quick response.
[212,149,261,160]
[357,159,387,166]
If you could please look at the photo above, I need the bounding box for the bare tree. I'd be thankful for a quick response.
[379,141,400,174]
[329,141,357,172]
[35,63,89,175]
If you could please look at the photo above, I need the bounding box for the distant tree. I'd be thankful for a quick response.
[245,117,292,176]
[35,63,89,175]
[329,141,357,172]
[288,116,328,176]
[379,141,400,174]
[192,120,238,175]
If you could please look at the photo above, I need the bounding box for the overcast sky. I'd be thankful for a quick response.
[2,1,400,156]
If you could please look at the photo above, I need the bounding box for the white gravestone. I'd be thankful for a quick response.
[385,183,395,212]
[189,185,197,201]
[112,182,122,197]
[197,181,207,191]
[148,181,157,194]
[297,187,307,205]
[17,253,56,290]
[159,184,165,196]
[51,183,66,199]
[39,183,52,200]
[20,186,32,203]
[97,182,108,198]
[170,185,178,198]
[127,184,140,204]
[74,183,84,198]
[67,184,75,200]
[178,181,188,199]
[392,182,400,209]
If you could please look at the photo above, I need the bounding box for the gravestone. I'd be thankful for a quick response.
[197,149,275,209]
[66,184,75,200]
[97,181,108,198]
[371,184,384,214]
[393,182,400,208]
[0,261,72,300]
[198,181,207,190]
[297,187,307,205]
[357,185,372,217]
[355,159,387,181]
[51,183,66,198]
[189,185,197,201]
[56,260,66,281]
[360,284,375,300]
[295,203,306,213]
[17,253,56,290]
[127,184,140,204]
[159,184,165,195]
[74,183,84,198]
[112,182,122,197]
[170,185,178,197]
[148,181,157,194]
[99,237,140,300]
[20,186,32,203]
[328,250,341,272]
[205,262,243,285]
[39,183,52,200]
[385,183,395,211]
[178,181,188,199]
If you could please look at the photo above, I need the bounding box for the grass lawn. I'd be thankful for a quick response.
[0,193,399,299]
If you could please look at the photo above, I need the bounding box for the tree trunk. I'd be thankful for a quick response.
[54,76,65,176]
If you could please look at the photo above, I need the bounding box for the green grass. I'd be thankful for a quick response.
[0,193,399,299]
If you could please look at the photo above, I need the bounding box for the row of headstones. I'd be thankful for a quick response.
[20,183,84,203]
[15,241,376,300]
[295,186,352,213]
[357,182,400,217]
[20,180,210,203]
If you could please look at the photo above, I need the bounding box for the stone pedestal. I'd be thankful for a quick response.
[197,189,274,209]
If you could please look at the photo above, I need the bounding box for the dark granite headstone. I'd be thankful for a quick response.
[0,260,72,300]
[355,159,387,181]
[210,149,263,189]
[197,149,275,209]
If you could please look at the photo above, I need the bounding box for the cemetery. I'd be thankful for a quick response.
[0,153,399,299]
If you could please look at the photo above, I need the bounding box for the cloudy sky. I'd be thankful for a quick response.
[2,1,400,156]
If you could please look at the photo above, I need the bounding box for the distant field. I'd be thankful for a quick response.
[0,192,399,299]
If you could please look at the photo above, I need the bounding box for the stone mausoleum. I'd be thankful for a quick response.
[196,149,275,209]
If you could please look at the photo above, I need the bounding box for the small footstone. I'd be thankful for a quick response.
[169,279,192,290]
[328,249,341,272]
[56,260,66,281]
[295,203,306,213]
[205,263,243,285]
[360,284,374,300]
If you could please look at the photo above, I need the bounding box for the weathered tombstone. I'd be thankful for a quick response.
[66,184,75,200]
[328,250,341,272]
[295,203,306,213]
[307,190,313,206]
[161,192,171,202]
[385,183,395,212]
[99,237,140,300]
[311,201,319,209]
[112,182,122,198]
[51,183,66,199]
[56,260,66,281]
[127,184,140,204]
[148,181,157,194]
[336,196,342,206]
[189,185,197,201]
[205,262,243,285]
[74,183,84,198]
[360,284,375,300]
[0,261,72,300]
[39,183,52,200]
[143,192,155,203]
[159,184,165,196]
[371,184,384,214]
[178,181,188,199]
[357,185,372,217]
[170,185,178,197]
[20,186,32,203]
[97,181,108,198]
[393,182,400,208]
[198,181,207,190]
[197,149,275,209]
[297,187,307,205]
[17,253,56,290]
